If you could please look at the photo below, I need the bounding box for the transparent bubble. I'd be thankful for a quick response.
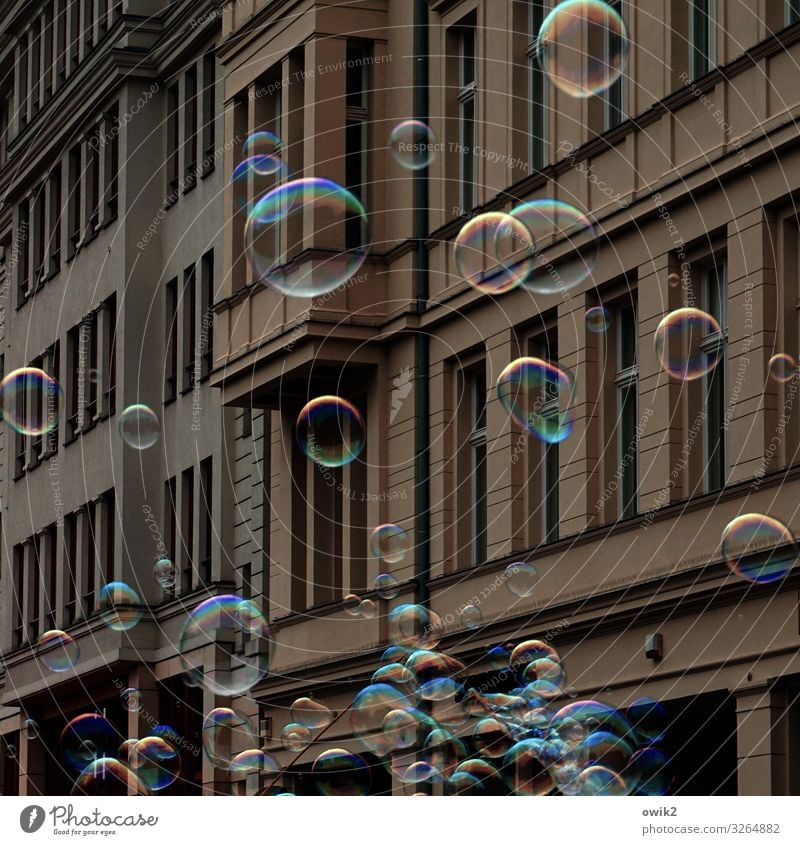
[510,640,561,671]
[343,593,362,616]
[246,177,369,297]
[370,524,410,564]
[280,722,312,752]
[487,645,511,671]
[61,714,121,771]
[552,700,634,747]
[422,728,466,780]
[24,719,40,740]
[454,758,504,795]
[578,730,634,776]
[386,604,445,650]
[383,707,429,751]
[0,367,63,436]
[454,212,535,295]
[296,396,365,468]
[667,271,682,288]
[72,758,149,796]
[406,650,462,686]
[290,696,333,730]
[358,598,377,619]
[236,599,267,634]
[585,305,611,333]
[626,697,668,744]
[654,308,722,381]
[229,748,280,775]
[242,131,282,173]
[153,558,176,589]
[522,657,565,700]
[374,572,401,600]
[350,684,410,756]
[536,0,629,98]
[380,644,412,665]
[721,513,797,583]
[502,738,554,795]
[36,630,79,672]
[768,353,796,383]
[118,404,160,449]
[504,561,540,597]
[121,688,143,713]
[389,120,438,171]
[129,736,181,791]
[460,604,482,629]
[312,748,370,796]
[626,747,672,796]
[497,358,575,444]
[508,199,597,293]
[372,662,416,694]
[202,708,256,767]
[231,156,291,213]
[418,677,464,701]
[96,582,143,631]
[473,716,514,759]
[450,770,487,795]
[178,595,272,695]
[575,764,628,795]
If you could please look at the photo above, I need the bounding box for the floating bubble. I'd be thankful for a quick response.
[0,367,63,436]
[229,749,280,776]
[454,212,535,295]
[497,357,575,444]
[585,305,611,333]
[626,747,672,796]
[383,707,429,751]
[280,722,312,752]
[667,271,682,288]
[370,524,410,564]
[312,748,370,796]
[406,650,463,686]
[72,758,149,796]
[118,404,160,449]
[350,684,410,756]
[504,561,540,597]
[386,604,445,650]
[626,697,668,744]
[121,688,143,713]
[358,598,377,619]
[487,645,511,671]
[36,630,79,672]
[242,131,282,172]
[510,639,560,671]
[418,677,464,702]
[236,599,267,635]
[374,572,401,600]
[372,662,416,693]
[391,759,440,785]
[422,729,466,780]
[721,513,797,583]
[450,770,487,795]
[508,199,597,293]
[291,697,333,730]
[343,593,362,616]
[153,558,176,589]
[296,396,365,468]
[178,595,272,695]
[502,738,554,795]
[129,736,180,791]
[231,154,291,214]
[522,657,565,700]
[653,308,722,381]
[473,716,514,759]
[61,714,121,771]
[202,708,256,767]
[454,758,505,795]
[768,353,796,383]
[578,730,634,776]
[97,582,143,631]
[24,719,40,740]
[389,120,438,171]
[246,177,369,298]
[380,644,412,665]
[536,0,629,98]
[460,604,482,630]
[575,764,628,795]
[552,700,634,747]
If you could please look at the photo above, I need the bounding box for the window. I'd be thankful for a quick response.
[184,65,198,188]
[43,341,60,455]
[29,539,41,642]
[345,44,368,249]
[31,20,40,114]
[83,0,94,51]
[43,7,53,100]
[604,0,626,129]
[165,476,177,592]
[85,500,98,613]
[16,199,30,300]
[200,251,214,379]
[528,1,548,170]
[69,0,80,70]
[616,302,638,518]
[790,1,800,25]
[182,263,196,392]
[33,185,45,286]
[199,457,212,584]
[84,316,99,421]
[13,545,24,647]
[103,294,116,414]
[66,325,80,437]
[57,0,67,78]
[181,467,194,593]
[466,366,487,566]
[86,128,100,236]
[48,165,62,275]
[67,143,82,257]
[165,277,178,400]
[202,52,216,166]
[19,32,29,128]
[690,0,715,80]
[64,511,78,623]
[701,258,727,492]
[104,105,119,221]
[44,523,57,630]
[457,20,477,211]
[103,491,115,584]
[166,82,180,200]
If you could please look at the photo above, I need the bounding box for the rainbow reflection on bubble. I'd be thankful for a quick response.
[497,357,575,444]
[504,561,540,597]
[229,749,280,775]
[61,714,121,772]
[370,524,410,564]
[280,722,312,752]
[121,688,142,713]
[96,582,143,631]
[296,396,365,468]
[721,513,798,583]
[242,131,282,172]
[36,629,79,672]
[653,308,722,381]
[0,367,63,436]
[73,759,149,796]
[454,212,535,295]
[585,305,611,333]
[118,404,160,450]
[768,353,796,383]
[350,684,410,756]
[291,696,333,730]
[536,0,629,98]
[312,748,370,796]
[202,707,256,767]
[153,558,176,589]
[344,593,362,616]
[575,764,628,795]
[389,120,438,171]
[129,736,180,791]
[374,572,401,600]
[246,177,370,297]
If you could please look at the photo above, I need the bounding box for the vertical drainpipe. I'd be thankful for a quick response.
[413,0,430,610]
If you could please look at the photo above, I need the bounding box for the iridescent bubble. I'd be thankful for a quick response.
[344,593,362,616]
[510,639,560,671]
[461,604,482,630]
[61,714,121,771]
[417,677,464,701]
[383,707,430,751]
[449,770,487,795]
[178,595,272,695]
[552,700,634,747]
[626,697,668,744]
[121,688,142,713]
[389,120,438,171]
[72,758,149,796]
[118,404,160,449]
[358,598,377,619]
[504,561,540,597]
[473,716,514,759]
[229,749,280,775]
[422,729,466,780]
[508,199,597,293]
[454,212,535,295]
[291,697,333,730]
[0,367,63,436]
[374,572,401,600]
[536,0,629,98]
[236,599,267,635]
[578,730,634,776]
[153,558,176,589]
[370,524,410,564]
[296,396,365,468]
[487,645,511,671]
[96,582,143,631]
[522,657,565,700]
[350,684,410,756]
[585,305,611,333]
[128,736,181,791]
[246,177,369,297]
[575,764,628,795]
[36,630,79,672]
[386,604,445,650]
[653,308,722,381]
[380,644,412,665]
[242,131,282,173]
[497,357,575,444]
[721,513,797,583]
[503,738,554,795]
[202,708,256,767]
[280,722,312,752]
[406,650,463,686]
[769,353,796,383]
[371,662,416,694]
[454,758,505,794]
[627,747,672,796]
[312,748,370,796]
[390,759,440,785]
